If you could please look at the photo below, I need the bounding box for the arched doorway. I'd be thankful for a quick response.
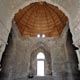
[29,44,52,77]
[37,52,45,76]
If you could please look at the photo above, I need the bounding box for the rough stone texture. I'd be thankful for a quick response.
[0,22,79,80]
[0,0,80,62]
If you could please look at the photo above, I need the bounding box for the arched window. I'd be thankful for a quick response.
[37,52,45,76]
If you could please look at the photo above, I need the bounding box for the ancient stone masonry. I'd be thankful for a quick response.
[0,0,80,65]
[0,1,80,80]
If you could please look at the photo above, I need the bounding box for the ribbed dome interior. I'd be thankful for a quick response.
[14,2,68,37]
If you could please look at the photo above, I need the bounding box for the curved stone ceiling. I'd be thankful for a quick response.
[14,2,68,37]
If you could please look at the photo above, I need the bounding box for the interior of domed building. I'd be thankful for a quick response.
[0,0,80,80]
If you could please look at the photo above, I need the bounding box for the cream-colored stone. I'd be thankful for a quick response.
[0,0,80,63]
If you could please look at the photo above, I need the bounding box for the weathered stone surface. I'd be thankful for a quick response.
[0,0,80,63]
[0,24,79,80]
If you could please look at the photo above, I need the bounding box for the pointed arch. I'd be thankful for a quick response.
[29,42,52,76]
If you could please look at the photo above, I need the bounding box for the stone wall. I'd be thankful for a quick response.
[0,22,78,80]
[0,0,80,63]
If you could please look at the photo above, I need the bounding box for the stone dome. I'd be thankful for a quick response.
[14,2,68,37]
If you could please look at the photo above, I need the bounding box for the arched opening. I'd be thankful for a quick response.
[37,52,45,76]
[29,45,52,77]
[1,1,80,80]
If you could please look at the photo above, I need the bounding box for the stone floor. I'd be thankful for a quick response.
[0,67,76,80]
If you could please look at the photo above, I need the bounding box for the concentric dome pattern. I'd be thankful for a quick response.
[14,2,68,37]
